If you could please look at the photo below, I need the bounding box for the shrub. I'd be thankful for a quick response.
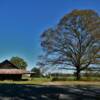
[51,77,67,81]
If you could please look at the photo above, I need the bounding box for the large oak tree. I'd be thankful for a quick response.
[40,10,100,80]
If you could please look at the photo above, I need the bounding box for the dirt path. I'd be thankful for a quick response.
[42,81,100,86]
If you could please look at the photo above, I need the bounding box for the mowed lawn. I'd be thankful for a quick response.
[0,79,100,100]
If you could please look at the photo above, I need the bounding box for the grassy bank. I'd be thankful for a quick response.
[0,77,100,87]
[0,77,51,85]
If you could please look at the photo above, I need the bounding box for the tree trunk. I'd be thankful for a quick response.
[76,68,81,80]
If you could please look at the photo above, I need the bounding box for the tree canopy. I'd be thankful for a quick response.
[31,67,42,77]
[39,10,100,80]
[10,56,27,69]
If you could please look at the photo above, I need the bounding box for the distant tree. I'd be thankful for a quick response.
[31,67,41,77]
[39,10,100,80]
[84,67,93,77]
[10,56,27,69]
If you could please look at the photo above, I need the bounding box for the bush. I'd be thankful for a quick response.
[51,77,67,81]
[80,76,100,81]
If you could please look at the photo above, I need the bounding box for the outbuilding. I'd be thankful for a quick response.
[0,60,27,80]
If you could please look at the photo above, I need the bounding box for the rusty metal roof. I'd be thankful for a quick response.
[0,69,27,74]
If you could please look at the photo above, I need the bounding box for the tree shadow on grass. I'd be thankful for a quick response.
[0,83,100,100]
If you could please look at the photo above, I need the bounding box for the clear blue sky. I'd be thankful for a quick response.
[0,0,99,70]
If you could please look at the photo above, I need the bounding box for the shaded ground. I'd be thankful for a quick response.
[0,83,100,100]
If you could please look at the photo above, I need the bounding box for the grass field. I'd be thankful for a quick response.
[0,77,100,87]
[0,77,50,85]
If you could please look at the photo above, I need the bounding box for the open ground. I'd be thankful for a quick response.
[0,81,100,100]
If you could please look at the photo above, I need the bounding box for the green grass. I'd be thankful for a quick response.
[0,77,51,85]
[31,77,51,83]
[80,76,100,81]
[0,77,100,86]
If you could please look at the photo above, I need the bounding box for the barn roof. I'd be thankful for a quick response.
[0,69,26,74]
[0,60,27,74]
[0,60,19,69]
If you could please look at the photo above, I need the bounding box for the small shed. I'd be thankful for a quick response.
[0,60,27,80]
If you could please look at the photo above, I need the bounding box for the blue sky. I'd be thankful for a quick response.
[0,0,99,70]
